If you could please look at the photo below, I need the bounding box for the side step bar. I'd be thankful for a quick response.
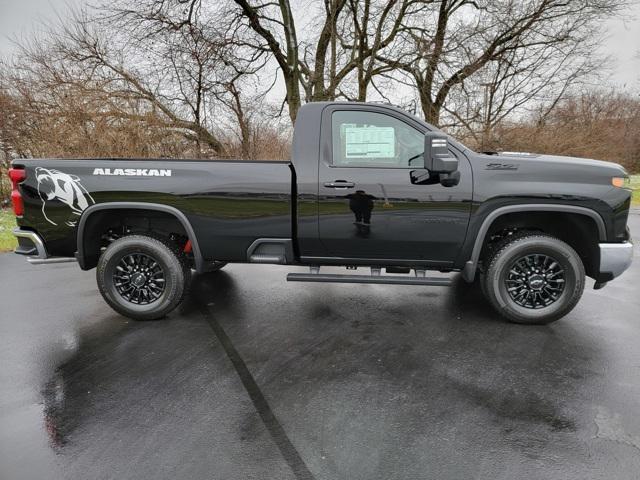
[14,227,78,265]
[287,269,452,286]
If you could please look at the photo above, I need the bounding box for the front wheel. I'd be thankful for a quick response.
[97,235,191,320]
[482,234,585,325]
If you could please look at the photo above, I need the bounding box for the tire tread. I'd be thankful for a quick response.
[482,233,585,324]
[96,234,191,320]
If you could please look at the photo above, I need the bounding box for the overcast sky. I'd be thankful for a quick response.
[1,0,639,88]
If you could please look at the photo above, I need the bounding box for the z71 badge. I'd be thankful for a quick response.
[485,163,519,171]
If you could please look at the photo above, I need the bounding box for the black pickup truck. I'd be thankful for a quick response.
[9,102,634,324]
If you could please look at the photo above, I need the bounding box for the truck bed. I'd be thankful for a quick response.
[13,158,294,261]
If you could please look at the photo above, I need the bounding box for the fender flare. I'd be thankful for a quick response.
[77,202,204,272]
[461,204,606,282]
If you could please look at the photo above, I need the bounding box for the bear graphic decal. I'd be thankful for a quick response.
[35,167,95,227]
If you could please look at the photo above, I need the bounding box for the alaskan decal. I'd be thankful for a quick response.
[35,167,95,227]
[93,168,172,177]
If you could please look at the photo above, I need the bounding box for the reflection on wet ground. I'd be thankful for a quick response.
[1,214,639,480]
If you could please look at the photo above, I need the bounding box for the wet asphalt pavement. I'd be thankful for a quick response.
[1,213,640,480]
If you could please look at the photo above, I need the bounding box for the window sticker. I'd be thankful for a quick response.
[344,126,395,158]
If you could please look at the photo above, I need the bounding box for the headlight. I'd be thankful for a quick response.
[612,176,630,188]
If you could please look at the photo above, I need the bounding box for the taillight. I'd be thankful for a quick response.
[8,168,26,217]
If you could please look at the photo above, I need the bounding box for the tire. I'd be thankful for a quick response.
[483,234,585,325]
[96,235,191,320]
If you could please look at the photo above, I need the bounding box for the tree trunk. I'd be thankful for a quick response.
[420,91,440,126]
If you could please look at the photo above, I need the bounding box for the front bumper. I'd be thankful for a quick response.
[599,239,634,280]
[13,228,76,265]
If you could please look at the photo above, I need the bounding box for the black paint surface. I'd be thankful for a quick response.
[1,212,639,480]
[13,102,632,271]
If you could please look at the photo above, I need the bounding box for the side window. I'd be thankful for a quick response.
[332,110,424,168]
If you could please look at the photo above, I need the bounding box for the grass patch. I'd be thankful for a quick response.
[630,175,640,207]
[0,209,17,253]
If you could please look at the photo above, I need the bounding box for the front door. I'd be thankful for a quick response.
[317,106,472,265]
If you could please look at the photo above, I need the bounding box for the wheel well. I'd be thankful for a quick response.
[79,208,192,270]
[480,211,600,278]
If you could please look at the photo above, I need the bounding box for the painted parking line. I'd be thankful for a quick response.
[198,301,316,480]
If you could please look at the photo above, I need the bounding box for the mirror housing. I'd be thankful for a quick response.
[424,133,458,173]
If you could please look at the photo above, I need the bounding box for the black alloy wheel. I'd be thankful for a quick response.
[505,254,565,309]
[97,235,191,320]
[113,253,166,305]
[481,234,585,325]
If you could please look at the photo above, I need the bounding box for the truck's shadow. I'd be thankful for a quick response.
[40,270,243,449]
[40,269,604,467]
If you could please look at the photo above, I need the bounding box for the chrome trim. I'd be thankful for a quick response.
[599,240,634,279]
[13,228,47,258]
[13,228,77,264]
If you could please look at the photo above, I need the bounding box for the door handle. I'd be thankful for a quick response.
[324,180,355,189]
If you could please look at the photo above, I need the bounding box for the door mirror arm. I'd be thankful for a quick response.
[439,171,461,187]
[410,170,460,187]
[410,169,440,185]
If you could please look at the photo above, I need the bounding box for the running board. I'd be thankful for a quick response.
[287,273,452,286]
[27,257,77,265]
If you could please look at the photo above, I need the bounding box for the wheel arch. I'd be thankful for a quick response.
[77,202,204,272]
[461,204,606,282]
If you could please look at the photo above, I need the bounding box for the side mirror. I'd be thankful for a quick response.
[424,133,458,173]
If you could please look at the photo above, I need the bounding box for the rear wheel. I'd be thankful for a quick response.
[97,235,190,320]
[482,234,585,324]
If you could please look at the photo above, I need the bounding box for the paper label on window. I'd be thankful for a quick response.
[344,126,395,158]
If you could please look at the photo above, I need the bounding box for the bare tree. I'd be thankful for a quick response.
[104,0,284,156]
[79,4,230,155]
[1,1,270,158]
[384,0,626,125]
[228,0,424,120]
[442,40,603,150]
[491,89,640,171]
